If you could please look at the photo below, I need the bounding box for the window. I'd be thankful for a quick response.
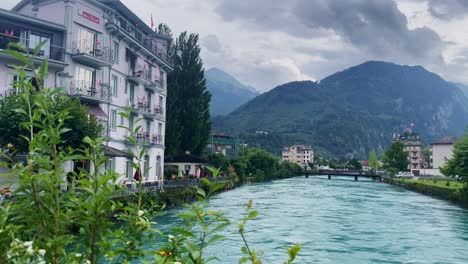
[10,75,19,94]
[120,115,124,125]
[77,26,97,54]
[29,33,50,58]
[158,122,162,136]
[112,75,118,97]
[111,110,117,130]
[126,160,132,179]
[113,41,119,63]
[146,120,151,135]
[124,82,128,94]
[144,155,150,178]
[75,66,95,89]
[156,156,161,178]
[106,157,115,173]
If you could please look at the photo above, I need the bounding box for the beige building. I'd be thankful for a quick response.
[431,136,457,169]
[282,145,313,169]
[393,131,424,172]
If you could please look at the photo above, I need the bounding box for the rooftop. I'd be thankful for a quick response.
[0,8,65,31]
[431,136,458,145]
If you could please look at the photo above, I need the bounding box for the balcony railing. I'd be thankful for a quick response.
[69,80,111,103]
[0,33,65,62]
[105,15,170,64]
[71,39,113,67]
[151,134,163,145]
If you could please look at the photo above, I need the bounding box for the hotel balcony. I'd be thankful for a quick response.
[143,73,165,93]
[71,40,113,68]
[69,80,111,104]
[132,132,163,146]
[151,134,164,146]
[154,106,164,121]
[105,15,172,70]
[0,33,66,69]
[127,67,151,86]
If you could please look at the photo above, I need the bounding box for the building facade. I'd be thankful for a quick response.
[2,0,172,183]
[431,136,457,169]
[206,133,239,158]
[282,145,313,169]
[393,131,424,171]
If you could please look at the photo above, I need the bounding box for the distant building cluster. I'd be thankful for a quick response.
[392,130,458,175]
[282,145,313,169]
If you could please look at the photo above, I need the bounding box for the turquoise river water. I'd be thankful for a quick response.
[149,176,468,263]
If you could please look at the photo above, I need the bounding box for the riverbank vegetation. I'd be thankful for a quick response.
[206,147,303,184]
[389,178,468,207]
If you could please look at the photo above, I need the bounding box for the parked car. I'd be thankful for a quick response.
[396,171,414,179]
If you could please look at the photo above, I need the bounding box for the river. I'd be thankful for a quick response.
[149,176,468,263]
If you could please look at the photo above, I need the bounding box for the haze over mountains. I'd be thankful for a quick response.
[213,61,468,159]
[205,68,258,116]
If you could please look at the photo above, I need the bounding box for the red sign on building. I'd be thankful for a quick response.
[82,11,100,24]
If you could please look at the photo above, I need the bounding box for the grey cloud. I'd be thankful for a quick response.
[201,34,223,53]
[427,0,468,20]
[215,0,444,64]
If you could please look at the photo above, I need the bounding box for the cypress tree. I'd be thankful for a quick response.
[164,28,211,156]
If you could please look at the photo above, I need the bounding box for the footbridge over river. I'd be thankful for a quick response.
[303,169,388,181]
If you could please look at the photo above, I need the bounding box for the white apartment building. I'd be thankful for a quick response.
[1,0,173,183]
[431,136,457,169]
[282,145,313,169]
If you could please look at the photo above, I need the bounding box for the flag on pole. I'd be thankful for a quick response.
[151,14,154,30]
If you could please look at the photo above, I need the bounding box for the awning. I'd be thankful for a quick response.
[88,105,107,118]
[102,145,133,158]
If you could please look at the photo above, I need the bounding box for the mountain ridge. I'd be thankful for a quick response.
[213,61,468,159]
[205,67,259,116]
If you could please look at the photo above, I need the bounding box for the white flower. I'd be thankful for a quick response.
[138,210,144,217]
[75,253,82,258]
[173,262,182,264]
[26,246,34,255]
[38,249,46,256]
[168,234,175,241]
[23,241,33,247]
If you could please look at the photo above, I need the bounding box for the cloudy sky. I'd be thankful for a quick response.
[4,0,468,92]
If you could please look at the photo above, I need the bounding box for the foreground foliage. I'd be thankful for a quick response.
[0,42,300,263]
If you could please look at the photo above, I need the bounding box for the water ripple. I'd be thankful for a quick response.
[150,177,468,263]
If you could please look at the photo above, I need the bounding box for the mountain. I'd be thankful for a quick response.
[453,83,468,98]
[213,61,468,159]
[206,68,259,116]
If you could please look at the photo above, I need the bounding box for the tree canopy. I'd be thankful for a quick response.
[369,150,379,170]
[382,141,407,174]
[441,132,468,184]
[0,92,101,153]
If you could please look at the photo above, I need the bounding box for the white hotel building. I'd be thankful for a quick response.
[0,0,172,183]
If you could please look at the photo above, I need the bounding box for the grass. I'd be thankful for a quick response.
[394,178,465,190]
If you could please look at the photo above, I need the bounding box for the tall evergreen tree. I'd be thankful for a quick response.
[164,29,211,156]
